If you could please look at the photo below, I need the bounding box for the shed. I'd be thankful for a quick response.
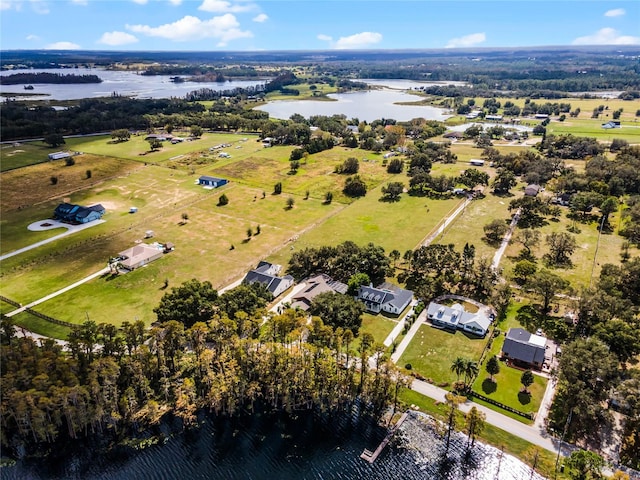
[198,176,228,188]
[524,184,541,196]
[48,151,71,161]
[469,159,485,166]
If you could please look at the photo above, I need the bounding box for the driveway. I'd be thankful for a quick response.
[1,219,105,261]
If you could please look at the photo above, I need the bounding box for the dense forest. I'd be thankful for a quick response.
[0,72,102,85]
[0,279,408,457]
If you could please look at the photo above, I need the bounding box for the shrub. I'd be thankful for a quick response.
[50,176,58,185]
[218,193,229,206]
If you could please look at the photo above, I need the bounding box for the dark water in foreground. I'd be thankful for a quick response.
[1,411,545,480]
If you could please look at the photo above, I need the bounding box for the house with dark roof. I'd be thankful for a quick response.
[290,274,348,311]
[242,261,294,298]
[426,302,492,336]
[54,203,105,224]
[357,283,413,315]
[524,184,541,197]
[198,176,228,188]
[501,328,548,369]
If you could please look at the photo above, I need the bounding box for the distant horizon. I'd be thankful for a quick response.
[1,1,638,52]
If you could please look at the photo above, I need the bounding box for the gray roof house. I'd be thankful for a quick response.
[290,274,348,311]
[501,328,547,369]
[118,243,164,271]
[242,261,294,298]
[426,302,492,336]
[524,184,541,196]
[357,283,413,315]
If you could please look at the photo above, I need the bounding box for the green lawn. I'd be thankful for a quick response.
[398,324,489,385]
[0,141,65,171]
[359,313,398,348]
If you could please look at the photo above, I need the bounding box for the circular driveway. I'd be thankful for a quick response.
[28,219,72,232]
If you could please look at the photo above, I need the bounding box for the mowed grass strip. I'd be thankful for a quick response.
[398,324,489,385]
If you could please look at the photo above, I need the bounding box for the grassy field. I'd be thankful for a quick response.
[64,132,261,164]
[359,312,398,347]
[1,141,72,171]
[546,118,640,143]
[501,200,639,289]
[398,324,489,385]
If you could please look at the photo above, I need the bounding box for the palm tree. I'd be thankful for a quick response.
[463,360,479,389]
[450,357,466,383]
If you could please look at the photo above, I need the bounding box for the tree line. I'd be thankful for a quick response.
[0,279,409,457]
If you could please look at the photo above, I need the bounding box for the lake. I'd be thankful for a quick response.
[0,411,545,480]
[256,89,452,123]
[0,68,265,101]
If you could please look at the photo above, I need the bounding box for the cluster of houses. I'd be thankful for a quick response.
[235,261,552,371]
[240,261,414,315]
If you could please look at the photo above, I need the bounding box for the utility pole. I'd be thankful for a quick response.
[554,409,573,480]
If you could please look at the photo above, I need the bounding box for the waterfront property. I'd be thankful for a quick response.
[242,261,294,298]
[357,283,413,315]
[500,328,548,369]
[290,274,348,311]
[198,175,228,188]
[426,301,492,336]
[54,202,105,224]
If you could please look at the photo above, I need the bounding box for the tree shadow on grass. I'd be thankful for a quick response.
[482,378,497,394]
[518,391,532,405]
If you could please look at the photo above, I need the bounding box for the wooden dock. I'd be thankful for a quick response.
[360,411,409,463]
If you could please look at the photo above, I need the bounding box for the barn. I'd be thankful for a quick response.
[198,176,228,188]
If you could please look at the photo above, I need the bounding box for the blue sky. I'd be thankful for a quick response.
[1,0,639,51]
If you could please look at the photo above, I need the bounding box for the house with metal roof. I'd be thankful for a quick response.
[426,302,492,336]
[357,283,413,315]
[198,176,228,188]
[242,261,294,298]
[501,328,548,369]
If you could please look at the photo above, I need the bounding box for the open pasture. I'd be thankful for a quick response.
[64,132,261,164]
[1,153,140,213]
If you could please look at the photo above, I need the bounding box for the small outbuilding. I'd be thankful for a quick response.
[469,159,485,166]
[48,151,72,161]
[198,176,228,188]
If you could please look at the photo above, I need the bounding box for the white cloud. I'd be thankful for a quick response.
[1,0,23,10]
[26,34,40,40]
[317,34,332,42]
[604,8,625,17]
[199,0,253,13]
[334,32,382,49]
[45,41,81,49]
[127,14,252,44]
[445,32,486,48]
[168,0,182,4]
[71,0,88,5]
[99,31,139,46]
[572,27,640,45]
[132,0,147,4]
[252,13,268,23]
[30,0,49,14]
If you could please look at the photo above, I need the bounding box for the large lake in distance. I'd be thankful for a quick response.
[0,68,266,101]
[1,70,456,121]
